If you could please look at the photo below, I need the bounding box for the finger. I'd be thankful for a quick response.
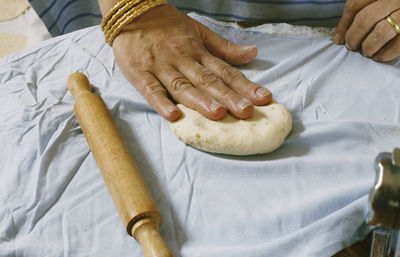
[362,9,400,57]
[176,58,254,119]
[128,71,181,121]
[333,0,375,44]
[200,53,272,106]
[154,65,227,120]
[345,0,400,51]
[373,35,400,62]
[197,21,258,66]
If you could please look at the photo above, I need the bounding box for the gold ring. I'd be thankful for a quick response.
[386,15,400,34]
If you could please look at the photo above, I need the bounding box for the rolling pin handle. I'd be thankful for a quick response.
[68,72,92,99]
[133,219,174,257]
[68,72,174,257]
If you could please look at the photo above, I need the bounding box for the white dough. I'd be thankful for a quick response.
[169,102,292,155]
[0,0,30,21]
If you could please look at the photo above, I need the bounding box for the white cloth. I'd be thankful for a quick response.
[1,14,399,257]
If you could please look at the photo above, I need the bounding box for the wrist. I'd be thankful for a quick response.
[101,0,169,46]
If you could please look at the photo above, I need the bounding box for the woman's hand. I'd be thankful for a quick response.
[334,0,400,62]
[112,5,272,121]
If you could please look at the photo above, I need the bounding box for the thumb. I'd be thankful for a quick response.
[199,23,257,66]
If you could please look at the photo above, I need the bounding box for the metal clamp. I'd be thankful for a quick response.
[368,148,400,257]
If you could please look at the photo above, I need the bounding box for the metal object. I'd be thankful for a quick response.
[368,148,400,257]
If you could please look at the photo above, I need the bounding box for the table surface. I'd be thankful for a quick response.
[334,233,371,257]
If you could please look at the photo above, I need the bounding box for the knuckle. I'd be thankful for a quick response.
[218,63,242,80]
[196,69,221,89]
[167,41,186,55]
[168,36,200,56]
[219,38,232,60]
[221,38,231,51]
[169,77,191,92]
[143,80,166,97]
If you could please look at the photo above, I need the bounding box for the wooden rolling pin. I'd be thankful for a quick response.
[68,72,173,257]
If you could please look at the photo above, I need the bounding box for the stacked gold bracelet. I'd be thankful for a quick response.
[101,0,168,46]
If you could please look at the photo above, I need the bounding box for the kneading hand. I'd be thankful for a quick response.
[334,0,400,62]
[112,5,272,121]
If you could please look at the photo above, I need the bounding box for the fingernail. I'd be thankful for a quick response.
[238,98,252,111]
[243,45,257,51]
[333,33,343,45]
[167,105,179,114]
[210,100,225,113]
[256,87,271,99]
[345,42,352,50]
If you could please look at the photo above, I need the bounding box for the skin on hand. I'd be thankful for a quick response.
[111,5,272,121]
[334,0,400,62]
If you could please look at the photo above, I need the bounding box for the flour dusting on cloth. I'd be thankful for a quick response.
[0,0,30,21]
[0,33,27,57]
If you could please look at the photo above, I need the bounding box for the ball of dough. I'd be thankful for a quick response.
[168,102,292,155]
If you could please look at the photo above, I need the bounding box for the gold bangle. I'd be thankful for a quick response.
[101,0,131,30]
[102,0,144,33]
[105,0,168,46]
[105,0,151,41]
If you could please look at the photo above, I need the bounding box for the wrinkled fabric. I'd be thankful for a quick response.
[1,15,399,257]
[30,0,343,37]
